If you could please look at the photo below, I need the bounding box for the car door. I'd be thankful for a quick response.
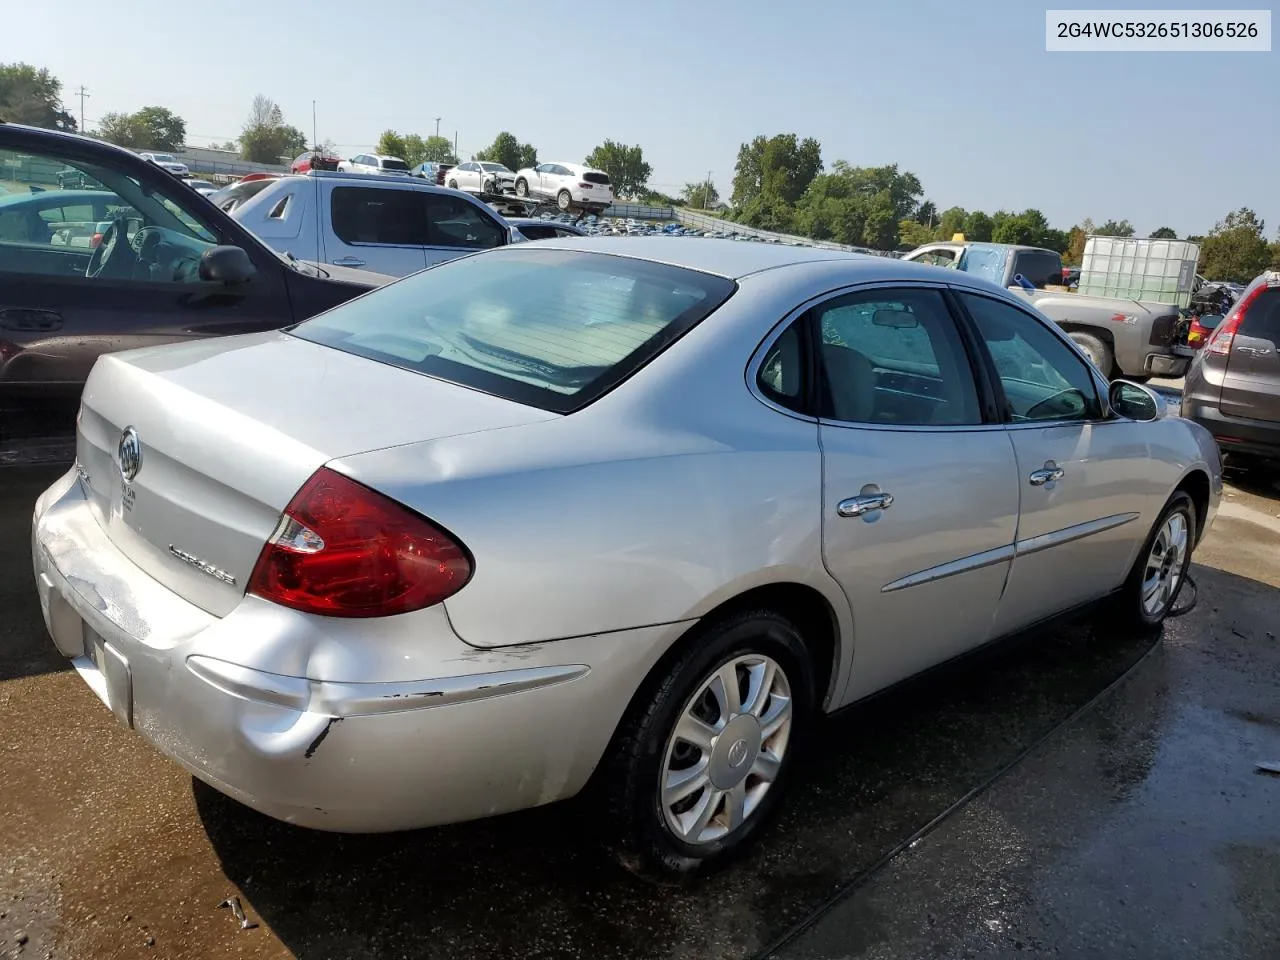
[954,290,1155,635]
[422,192,507,267]
[799,284,1021,703]
[0,139,294,394]
[1219,282,1280,423]
[323,183,429,277]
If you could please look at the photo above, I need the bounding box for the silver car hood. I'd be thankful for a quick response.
[75,331,555,616]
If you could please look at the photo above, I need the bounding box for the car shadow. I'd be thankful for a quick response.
[1225,462,1280,502]
[0,464,74,683]
[196,613,1160,960]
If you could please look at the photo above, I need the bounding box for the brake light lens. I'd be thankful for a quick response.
[248,468,472,618]
[1204,283,1268,356]
[89,232,104,249]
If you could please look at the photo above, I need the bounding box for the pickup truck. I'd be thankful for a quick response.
[902,241,1191,381]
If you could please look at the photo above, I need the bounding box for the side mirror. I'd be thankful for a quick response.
[199,245,256,284]
[1109,379,1167,422]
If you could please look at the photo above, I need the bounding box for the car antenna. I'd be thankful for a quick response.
[312,99,323,270]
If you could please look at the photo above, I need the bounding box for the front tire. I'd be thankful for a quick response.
[602,610,815,882]
[1113,491,1196,631]
[515,179,529,198]
[447,179,458,189]
[1068,331,1114,377]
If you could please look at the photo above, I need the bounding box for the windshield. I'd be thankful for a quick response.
[291,248,737,413]
[381,158,410,171]
[150,154,177,164]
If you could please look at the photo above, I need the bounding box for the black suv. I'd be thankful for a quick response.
[1183,271,1280,470]
[0,122,389,399]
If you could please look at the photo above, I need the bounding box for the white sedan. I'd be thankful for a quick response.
[32,240,1219,880]
[446,161,516,195]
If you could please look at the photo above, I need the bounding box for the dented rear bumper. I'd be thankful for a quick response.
[32,466,681,831]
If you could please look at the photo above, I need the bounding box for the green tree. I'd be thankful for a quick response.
[376,129,407,160]
[131,106,185,150]
[239,95,306,164]
[937,206,968,239]
[791,161,923,249]
[914,200,937,226]
[584,140,652,198]
[1150,226,1178,239]
[474,131,537,172]
[731,134,823,209]
[898,219,936,249]
[1094,218,1135,237]
[963,210,993,242]
[1199,207,1272,282]
[681,179,719,208]
[1065,218,1093,264]
[0,63,76,131]
[376,131,457,166]
[641,189,684,207]
[97,111,147,148]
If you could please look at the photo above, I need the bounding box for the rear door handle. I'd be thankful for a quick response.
[837,491,895,518]
[0,307,63,332]
[330,257,366,267]
[1029,462,1065,486]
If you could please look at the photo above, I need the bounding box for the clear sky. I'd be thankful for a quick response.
[7,0,1276,236]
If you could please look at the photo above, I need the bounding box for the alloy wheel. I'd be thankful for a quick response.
[1142,510,1189,617]
[659,654,792,846]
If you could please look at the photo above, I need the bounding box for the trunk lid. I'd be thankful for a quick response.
[75,331,556,616]
[1220,285,1280,422]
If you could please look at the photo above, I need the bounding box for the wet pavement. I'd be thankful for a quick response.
[2,459,1279,960]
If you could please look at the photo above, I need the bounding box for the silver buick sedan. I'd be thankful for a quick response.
[33,239,1221,879]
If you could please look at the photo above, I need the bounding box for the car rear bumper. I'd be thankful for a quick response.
[1144,352,1190,377]
[32,467,682,832]
[1183,402,1280,460]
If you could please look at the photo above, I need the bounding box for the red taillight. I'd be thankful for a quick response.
[89,232,104,249]
[1204,314,1240,355]
[1208,282,1271,355]
[248,467,472,618]
[578,182,592,189]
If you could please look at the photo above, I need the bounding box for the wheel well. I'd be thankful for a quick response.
[1058,323,1112,350]
[1176,469,1211,545]
[686,584,839,707]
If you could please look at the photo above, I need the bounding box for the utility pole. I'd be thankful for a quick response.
[312,100,318,151]
[454,130,458,160]
[702,170,712,210]
[75,86,90,132]
[434,117,442,139]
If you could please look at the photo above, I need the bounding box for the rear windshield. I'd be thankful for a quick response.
[583,171,611,185]
[291,248,736,413]
[380,158,410,171]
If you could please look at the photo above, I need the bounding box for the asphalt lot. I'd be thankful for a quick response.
[2,439,1278,959]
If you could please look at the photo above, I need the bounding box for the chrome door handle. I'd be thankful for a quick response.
[331,257,366,267]
[1029,464,1065,486]
[837,492,895,518]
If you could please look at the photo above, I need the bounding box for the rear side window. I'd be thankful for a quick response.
[331,187,428,246]
[291,248,736,413]
[380,158,409,172]
[1011,251,1061,289]
[424,194,504,249]
[1238,288,1280,341]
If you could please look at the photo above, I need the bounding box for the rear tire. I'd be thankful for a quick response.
[1068,332,1114,377]
[557,189,572,212]
[447,179,458,189]
[602,610,815,883]
[1111,491,1196,632]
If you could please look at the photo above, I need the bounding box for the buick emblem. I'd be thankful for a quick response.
[117,426,142,484]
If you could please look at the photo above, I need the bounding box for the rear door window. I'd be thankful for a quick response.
[330,187,429,246]
[424,193,505,249]
[1011,251,1062,289]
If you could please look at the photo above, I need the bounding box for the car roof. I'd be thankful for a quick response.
[0,121,143,159]
[526,236,890,279]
